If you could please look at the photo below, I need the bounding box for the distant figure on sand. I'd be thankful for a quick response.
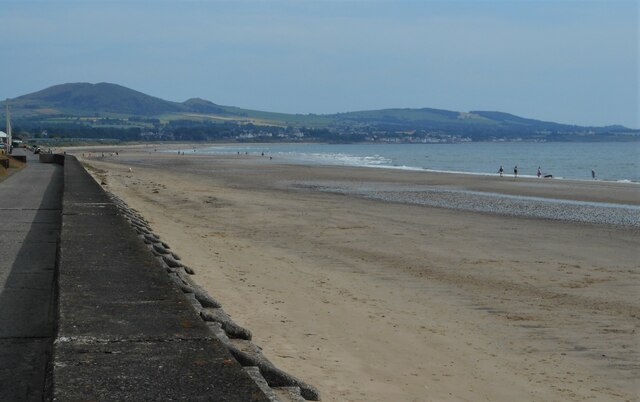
[537,166,541,178]
[514,165,518,178]
[498,165,504,177]
[592,169,596,180]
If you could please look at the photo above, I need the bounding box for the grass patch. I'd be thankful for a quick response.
[0,155,25,182]
[0,156,9,170]
[8,157,25,169]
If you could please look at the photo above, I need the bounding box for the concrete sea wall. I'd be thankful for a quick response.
[52,155,318,401]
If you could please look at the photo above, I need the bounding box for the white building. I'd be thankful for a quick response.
[0,131,6,151]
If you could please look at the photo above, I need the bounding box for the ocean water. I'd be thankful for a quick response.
[184,142,640,182]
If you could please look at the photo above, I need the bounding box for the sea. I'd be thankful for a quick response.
[181,142,640,183]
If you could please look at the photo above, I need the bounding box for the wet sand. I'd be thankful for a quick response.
[70,145,639,401]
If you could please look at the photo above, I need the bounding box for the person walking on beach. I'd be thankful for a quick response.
[537,166,541,178]
[498,165,504,177]
[514,165,518,178]
[592,169,596,180]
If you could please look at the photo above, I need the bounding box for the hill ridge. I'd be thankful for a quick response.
[1,83,636,141]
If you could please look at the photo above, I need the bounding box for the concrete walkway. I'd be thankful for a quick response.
[0,150,62,400]
[0,153,279,401]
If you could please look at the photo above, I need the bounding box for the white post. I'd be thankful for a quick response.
[5,99,11,153]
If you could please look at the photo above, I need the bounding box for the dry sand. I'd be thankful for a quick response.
[71,145,639,401]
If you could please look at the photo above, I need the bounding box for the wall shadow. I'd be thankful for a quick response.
[0,160,63,401]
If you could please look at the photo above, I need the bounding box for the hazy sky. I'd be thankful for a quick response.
[1,0,638,127]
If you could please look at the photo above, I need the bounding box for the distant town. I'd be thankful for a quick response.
[6,116,635,147]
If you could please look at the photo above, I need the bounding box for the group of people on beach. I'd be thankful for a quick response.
[498,165,538,178]
[498,165,596,179]
[498,165,546,178]
[498,165,519,177]
[82,151,119,158]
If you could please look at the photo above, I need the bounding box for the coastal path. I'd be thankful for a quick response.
[0,151,282,401]
[0,149,62,400]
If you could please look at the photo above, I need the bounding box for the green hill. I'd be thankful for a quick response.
[6,82,184,116]
[1,82,636,141]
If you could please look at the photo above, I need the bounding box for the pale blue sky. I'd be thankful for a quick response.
[1,0,638,127]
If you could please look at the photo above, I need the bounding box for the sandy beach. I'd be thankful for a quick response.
[68,145,639,401]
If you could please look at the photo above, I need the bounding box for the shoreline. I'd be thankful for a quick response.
[68,145,640,402]
[172,149,640,185]
[162,142,640,184]
[66,141,640,184]
[72,143,640,205]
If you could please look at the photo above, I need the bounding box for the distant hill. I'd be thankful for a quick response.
[1,82,636,141]
[3,82,235,118]
[182,98,230,115]
[6,82,183,116]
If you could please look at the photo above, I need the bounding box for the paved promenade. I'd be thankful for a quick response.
[0,150,62,400]
[1,153,275,401]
